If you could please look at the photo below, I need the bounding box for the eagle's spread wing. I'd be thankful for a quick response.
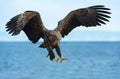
[6,11,47,43]
[56,5,111,37]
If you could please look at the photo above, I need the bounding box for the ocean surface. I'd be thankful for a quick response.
[0,42,120,79]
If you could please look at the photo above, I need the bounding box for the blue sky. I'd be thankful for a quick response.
[0,0,120,41]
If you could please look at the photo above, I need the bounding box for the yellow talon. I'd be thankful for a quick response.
[52,58,59,62]
[60,57,68,63]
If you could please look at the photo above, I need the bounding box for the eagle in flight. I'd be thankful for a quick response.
[6,5,111,62]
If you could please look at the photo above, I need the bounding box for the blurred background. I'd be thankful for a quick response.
[0,1,120,79]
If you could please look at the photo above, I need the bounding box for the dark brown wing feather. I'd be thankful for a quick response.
[6,11,47,43]
[56,5,111,37]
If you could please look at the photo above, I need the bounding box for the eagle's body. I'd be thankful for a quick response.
[6,5,111,62]
[42,30,62,48]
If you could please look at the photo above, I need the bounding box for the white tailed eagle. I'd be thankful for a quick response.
[6,5,111,62]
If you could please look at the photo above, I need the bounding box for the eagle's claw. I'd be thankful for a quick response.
[60,57,68,63]
[52,58,59,62]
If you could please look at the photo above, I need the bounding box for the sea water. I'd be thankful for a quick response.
[0,42,120,79]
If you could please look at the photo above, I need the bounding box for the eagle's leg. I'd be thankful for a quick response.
[47,47,59,62]
[55,45,68,62]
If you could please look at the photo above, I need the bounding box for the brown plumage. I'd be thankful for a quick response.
[6,5,111,62]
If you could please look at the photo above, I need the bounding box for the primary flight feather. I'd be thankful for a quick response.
[6,5,111,62]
